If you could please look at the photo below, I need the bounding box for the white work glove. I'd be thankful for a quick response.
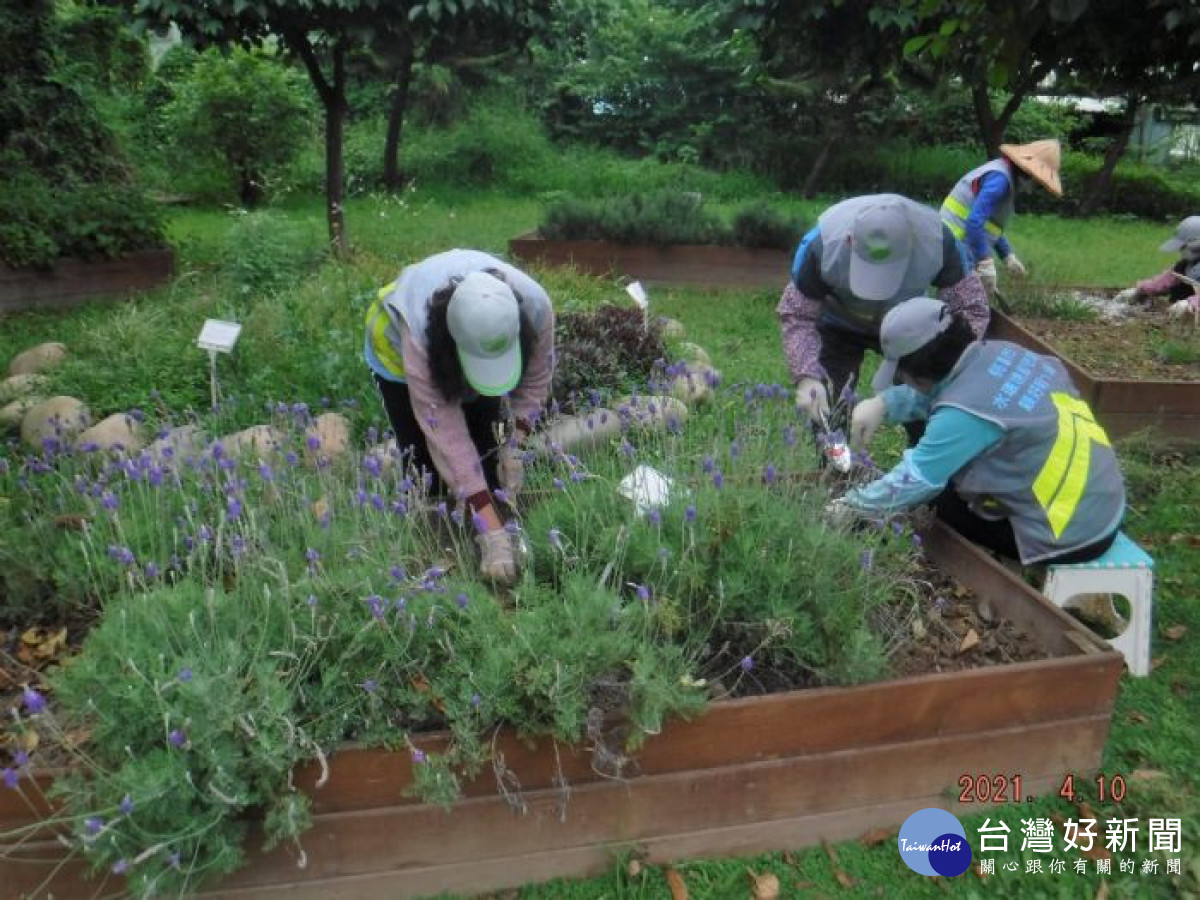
[794,377,830,424]
[975,257,998,296]
[850,396,886,449]
[824,498,858,529]
[496,444,524,494]
[1114,287,1141,304]
[1004,254,1027,277]
[1168,297,1199,320]
[476,529,517,585]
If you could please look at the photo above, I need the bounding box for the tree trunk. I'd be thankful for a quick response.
[1079,94,1140,218]
[382,44,415,193]
[971,82,1001,157]
[801,130,838,198]
[324,62,348,257]
[288,32,350,258]
[802,77,874,198]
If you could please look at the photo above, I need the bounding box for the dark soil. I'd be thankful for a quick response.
[703,558,1043,699]
[1017,308,1200,381]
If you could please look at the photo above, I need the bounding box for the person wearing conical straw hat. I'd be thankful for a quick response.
[940,139,1063,296]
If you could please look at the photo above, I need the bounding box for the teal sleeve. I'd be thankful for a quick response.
[843,406,1003,513]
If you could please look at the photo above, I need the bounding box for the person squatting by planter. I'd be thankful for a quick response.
[364,249,554,585]
[779,193,989,440]
[1114,215,1200,314]
[831,297,1126,566]
[939,139,1063,296]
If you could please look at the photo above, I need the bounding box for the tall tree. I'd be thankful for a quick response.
[1055,0,1200,213]
[117,1,549,255]
[898,0,1089,156]
[734,0,916,195]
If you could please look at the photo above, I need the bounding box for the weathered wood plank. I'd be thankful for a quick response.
[0,250,174,314]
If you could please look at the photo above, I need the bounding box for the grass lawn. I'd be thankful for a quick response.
[1,190,1196,899]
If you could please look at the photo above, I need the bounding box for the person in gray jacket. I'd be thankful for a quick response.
[832,297,1125,566]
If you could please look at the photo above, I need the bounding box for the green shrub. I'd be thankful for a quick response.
[164,48,316,206]
[539,192,806,249]
[219,210,327,296]
[0,4,163,268]
[730,202,806,251]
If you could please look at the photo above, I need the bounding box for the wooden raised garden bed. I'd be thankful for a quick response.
[509,231,790,290]
[990,308,1200,441]
[0,249,175,314]
[0,521,1123,900]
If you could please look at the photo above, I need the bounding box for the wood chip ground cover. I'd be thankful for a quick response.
[1016,314,1200,380]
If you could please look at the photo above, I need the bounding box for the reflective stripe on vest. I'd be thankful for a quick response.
[940,195,1003,239]
[1032,392,1113,538]
[365,281,406,378]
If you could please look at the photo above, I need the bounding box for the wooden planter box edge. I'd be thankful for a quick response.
[0,248,175,314]
[0,521,1125,899]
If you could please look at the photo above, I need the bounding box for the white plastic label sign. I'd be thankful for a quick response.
[197,319,242,354]
[625,281,648,310]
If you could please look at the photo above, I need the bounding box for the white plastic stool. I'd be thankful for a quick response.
[1042,532,1154,676]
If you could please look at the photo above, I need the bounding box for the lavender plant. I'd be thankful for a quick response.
[0,367,928,897]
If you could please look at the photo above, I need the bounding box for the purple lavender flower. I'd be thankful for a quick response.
[647,508,662,526]
[108,545,136,567]
[389,564,406,582]
[684,504,697,523]
[361,679,378,693]
[363,455,382,478]
[305,548,320,563]
[730,441,741,459]
[471,692,482,708]
[763,463,777,485]
[258,462,274,482]
[2,768,17,790]
[22,686,47,714]
[84,816,104,836]
[148,466,165,488]
[231,535,246,557]
[471,512,488,534]
[198,525,214,543]
[504,520,521,535]
[285,451,300,467]
[168,729,187,748]
[306,434,321,451]
[635,584,651,602]
[553,477,565,491]
[101,492,119,511]
[701,455,715,474]
[712,471,725,491]
[210,442,225,460]
[226,497,242,520]
[365,595,386,619]
[112,859,129,875]
[411,749,426,765]
[619,440,634,458]
[79,441,99,453]
[119,794,134,815]
[14,751,28,767]
[740,655,755,672]
[306,594,318,608]
[179,668,194,683]
[456,592,469,610]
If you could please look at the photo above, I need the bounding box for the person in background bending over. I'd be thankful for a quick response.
[779,193,989,445]
[1114,215,1200,311]
[940,139,1063,296]
[833,297,1125,567]
[364,249,554,585]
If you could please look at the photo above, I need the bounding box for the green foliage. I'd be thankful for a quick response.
[218,209,327,296]
[540,192,806,249]
[730,202,805,251]
[164,48,315,207]
[0,2,163,268]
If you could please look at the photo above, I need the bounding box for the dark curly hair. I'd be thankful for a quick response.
[895,312,978,384]
[425,269,536,401]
